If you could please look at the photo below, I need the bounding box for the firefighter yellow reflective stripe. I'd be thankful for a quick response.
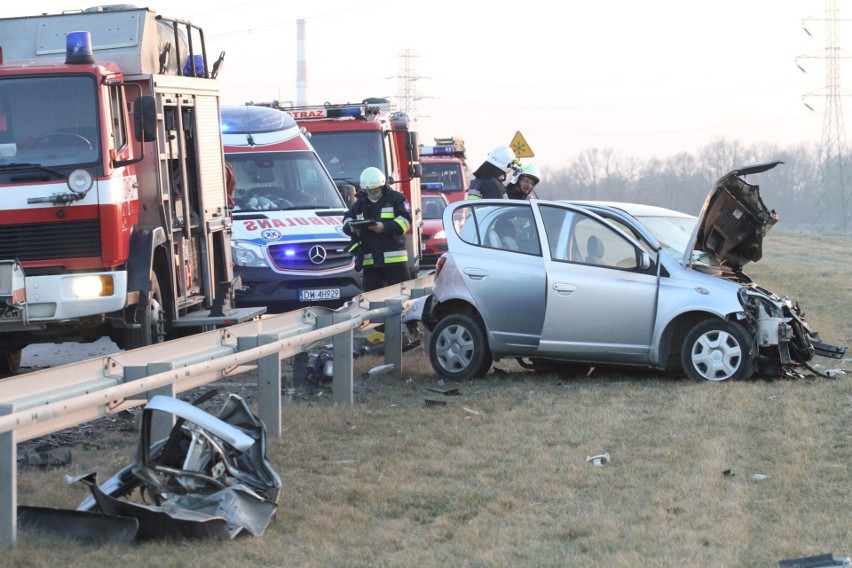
[394,217,411,232]
[380,208,395,219]
[347,241,361,253]
[466,194,482,200]
[363,250,408,266]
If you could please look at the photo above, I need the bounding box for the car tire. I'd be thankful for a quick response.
[429,313,493,380]
[681,319,754,381]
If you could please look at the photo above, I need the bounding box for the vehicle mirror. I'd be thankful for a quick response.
[336,182,356,205]
[639,251,652,270]
[406,131,420,160]
[409,162,422,178]
[133,96,157,142]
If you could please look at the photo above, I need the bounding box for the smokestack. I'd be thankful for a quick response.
[296,19,307,106]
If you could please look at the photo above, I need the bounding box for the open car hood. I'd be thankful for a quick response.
[684,161,782,271]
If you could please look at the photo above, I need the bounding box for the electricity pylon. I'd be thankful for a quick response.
[797,0,852,234]
[396,49,428,119]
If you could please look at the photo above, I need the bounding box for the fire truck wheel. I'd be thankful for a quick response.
[123,273,166,350]
[0,345,24,376]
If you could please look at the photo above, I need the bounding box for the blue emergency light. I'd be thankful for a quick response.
[221,105,297,134]
[65,31,94,64]
[423,182,444,191]
[325,106,364,119]
[420,145,457,157]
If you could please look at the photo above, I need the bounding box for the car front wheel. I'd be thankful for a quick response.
[681,319,754,381]
[429,313,493,380]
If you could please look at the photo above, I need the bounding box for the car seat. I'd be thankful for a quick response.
[586,235,605,265]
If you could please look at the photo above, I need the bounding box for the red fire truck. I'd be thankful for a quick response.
[0,7,264,374]
[255,98,423,278]
[419,136,470,203]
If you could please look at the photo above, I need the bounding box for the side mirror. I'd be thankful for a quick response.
[406,131,420,161]
[336,182,356,206]
[133,96,157,142]
[409,162,422,178]
[639,251,652,271]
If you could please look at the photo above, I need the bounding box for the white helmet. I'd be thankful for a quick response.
[485,145,518,174]
[360,167,386,190]
[517,163,540,185]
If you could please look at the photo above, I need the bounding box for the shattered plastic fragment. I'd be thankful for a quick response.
[586,453,610,466]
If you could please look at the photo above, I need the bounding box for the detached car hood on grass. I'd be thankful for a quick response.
[685,161,781,272]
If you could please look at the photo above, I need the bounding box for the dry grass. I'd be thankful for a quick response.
[8,232,851,567]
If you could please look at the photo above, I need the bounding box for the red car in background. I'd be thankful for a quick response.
[420,192,450,268]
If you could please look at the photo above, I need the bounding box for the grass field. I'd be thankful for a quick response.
[9,231,851,568]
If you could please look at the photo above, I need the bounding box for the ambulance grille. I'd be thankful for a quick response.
[0,220,101,261]
[268,240,353,271]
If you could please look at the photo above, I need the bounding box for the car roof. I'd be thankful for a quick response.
[562,200,694,219]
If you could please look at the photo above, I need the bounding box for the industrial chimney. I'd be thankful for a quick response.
[296,18,307,106]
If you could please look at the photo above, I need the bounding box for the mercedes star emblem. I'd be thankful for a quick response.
[308,245,327,264]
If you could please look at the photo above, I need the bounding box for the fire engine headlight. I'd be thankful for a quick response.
[434,229,446,241]
[231,241,268,268]
[67,169,94,194]
[71,275,114,299]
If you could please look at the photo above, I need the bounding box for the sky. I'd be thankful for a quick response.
[4,1,845,170]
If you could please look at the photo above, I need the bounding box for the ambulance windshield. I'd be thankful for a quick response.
[227,151,346,212]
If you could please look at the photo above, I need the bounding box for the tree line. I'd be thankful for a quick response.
[531,138,852,235]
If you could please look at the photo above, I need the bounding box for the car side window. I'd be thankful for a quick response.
[540,205,640,270]
[453,203,541,255]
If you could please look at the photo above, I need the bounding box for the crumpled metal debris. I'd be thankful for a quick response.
[20,393,281,542]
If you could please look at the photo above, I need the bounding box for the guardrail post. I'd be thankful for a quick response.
[125,364,176,443]
[0,403,16,547]
[382,298,403,373]
[255,334,282,438]
[316,312,354,405]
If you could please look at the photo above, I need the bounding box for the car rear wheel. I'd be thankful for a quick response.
[681,319,754,381]
[429,313,493,380]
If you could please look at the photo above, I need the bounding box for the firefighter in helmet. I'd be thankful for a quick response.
[343,167,412,291]
[506,162,541,200]
[466,145,520,200]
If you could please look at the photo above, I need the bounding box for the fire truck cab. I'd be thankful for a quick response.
[0,7,264,374]
[419,137,469,203]
[269,98,423,279]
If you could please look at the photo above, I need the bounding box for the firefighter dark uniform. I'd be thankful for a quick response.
[466,145,518,200]
[343,168,412,291]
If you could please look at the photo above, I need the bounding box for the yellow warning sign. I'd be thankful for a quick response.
[510,131,534,158]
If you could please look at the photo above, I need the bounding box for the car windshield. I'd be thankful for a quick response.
[422,161,465,193]
[227,150,346,211]
[0,75,100,168]
[422,196,446,220]
[633,214,697,260]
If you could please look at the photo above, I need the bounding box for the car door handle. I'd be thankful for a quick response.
[463,267,488,280]
[552,283,577,296]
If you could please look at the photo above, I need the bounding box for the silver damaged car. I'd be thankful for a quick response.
[409,161,846,381]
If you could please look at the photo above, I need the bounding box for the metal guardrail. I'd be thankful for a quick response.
[0,275,434,547]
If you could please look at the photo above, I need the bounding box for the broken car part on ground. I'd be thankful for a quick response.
[18,392,281,542]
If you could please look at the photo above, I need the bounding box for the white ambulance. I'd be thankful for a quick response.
[221,105,361,312]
